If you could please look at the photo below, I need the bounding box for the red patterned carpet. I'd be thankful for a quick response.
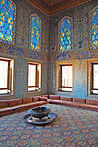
[0,104,98,147]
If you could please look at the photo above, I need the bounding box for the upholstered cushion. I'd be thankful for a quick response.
[48,99,98,111]
[86,99,98,106]
[60,96,73,102]
[32,96,41,102]
[0,101,48,116]
[41,95,49,98]
[22,98,32,104]
[49,99,73,106]
[0,100,9,108]
[49,95,60,100]
[39,97,48,101]
[15,101,48,112]
[73,98,86,104]
[9,98,22,107]
[0,107,15,116]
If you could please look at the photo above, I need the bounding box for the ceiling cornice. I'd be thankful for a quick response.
[28,0,91,15]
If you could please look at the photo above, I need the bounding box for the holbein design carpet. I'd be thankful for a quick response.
[0,104,98,147]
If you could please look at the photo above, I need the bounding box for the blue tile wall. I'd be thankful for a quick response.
[48,0,98,99]
[0,0,98,100]
[0,0,49,99]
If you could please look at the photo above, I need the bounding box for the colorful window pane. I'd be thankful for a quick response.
[58,16,73,53]
[30,14,41,52]
[0,0,16,45]
[89,6,98,50]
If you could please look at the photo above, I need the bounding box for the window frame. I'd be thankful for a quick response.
[91,63,98,95]
[27,62,41,92]
[59,64,73,92]
[0,58,13,95]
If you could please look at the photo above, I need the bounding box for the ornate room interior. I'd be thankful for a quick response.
[0,0,98,146]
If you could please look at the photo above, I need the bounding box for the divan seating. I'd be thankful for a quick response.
[0,96,48,117]
[47,95,98,111]
[0,94,98,117]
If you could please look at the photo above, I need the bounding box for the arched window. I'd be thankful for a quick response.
[89,6,98,50]
[30,14,42,52]
[0,0,16,45]
[58,16,73,53]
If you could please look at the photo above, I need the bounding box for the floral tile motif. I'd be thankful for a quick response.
[28,50,42,60]
[7,46,26,57]
[76,50,96,59]
[56,52,72,61]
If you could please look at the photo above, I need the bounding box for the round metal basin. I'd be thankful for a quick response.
[28,106,51,119]
[24,112,57,125]
[23,106,57,125]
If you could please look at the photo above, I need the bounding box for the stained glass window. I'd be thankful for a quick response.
[89,6,98,50]
[30,14,41,52]
[58,16,73,53]
[0,0,16,45]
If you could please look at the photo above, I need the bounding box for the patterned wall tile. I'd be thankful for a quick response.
[7,46,26,57]
[56,52,73,61]
[0,44,2,53]
[28,50,42,60]
[76,50,96,59]
[74,7,89,51]
[0,0,49,98]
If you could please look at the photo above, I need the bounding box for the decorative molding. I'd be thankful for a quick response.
[28,0,90,15]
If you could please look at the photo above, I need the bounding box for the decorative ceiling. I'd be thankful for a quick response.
[28,0,90,15]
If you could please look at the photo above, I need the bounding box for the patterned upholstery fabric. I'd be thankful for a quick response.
[9,99,22,107]
[22,98,33,104]
[49,95,60,100]
[0,100,9,108]
[60,96,73,102]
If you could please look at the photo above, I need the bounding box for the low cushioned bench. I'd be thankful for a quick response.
[0,96,48,117]
[0,94,98,117]
[47,95,98,111]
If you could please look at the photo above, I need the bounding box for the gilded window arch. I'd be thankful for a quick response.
[89,6,98,50]
[0,0,16,45]
[29,14,42,52]
[58,16,73,53]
